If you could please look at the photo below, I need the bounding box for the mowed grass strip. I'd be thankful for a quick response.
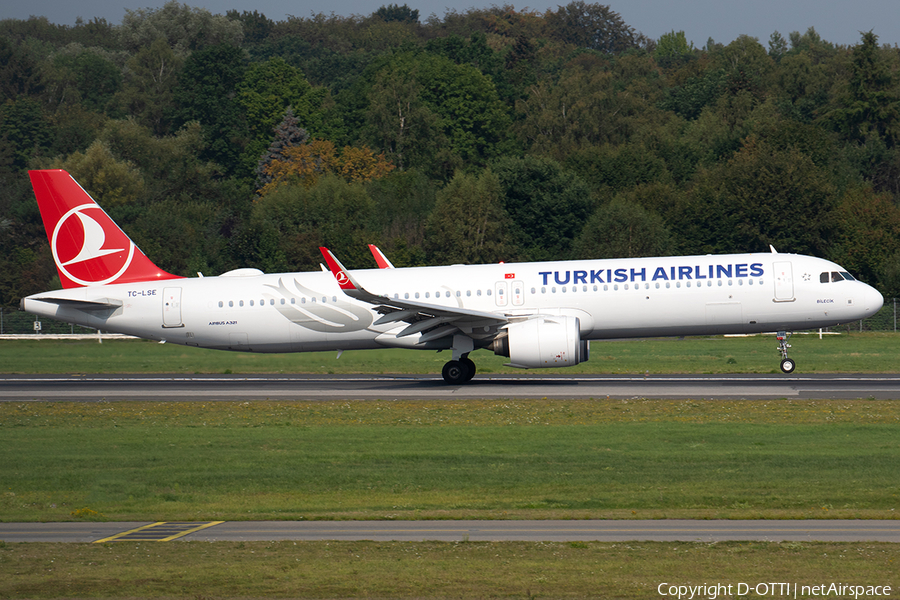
[1,540,898,599]
[0,331,897,374]
[2,400,899,521]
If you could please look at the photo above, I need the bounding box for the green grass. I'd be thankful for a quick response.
[2,540,898,599]
[0,331,898,374]
[3,399,900,522]
[2,337,898,599]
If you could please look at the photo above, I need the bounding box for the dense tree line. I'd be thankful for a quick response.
[2,2,900,308]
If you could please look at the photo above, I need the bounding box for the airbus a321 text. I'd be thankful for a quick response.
[21,170,884,382]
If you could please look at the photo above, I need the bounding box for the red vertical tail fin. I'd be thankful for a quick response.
[29,169,182,288]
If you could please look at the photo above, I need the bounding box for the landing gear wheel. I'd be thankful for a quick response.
[776,331,794,374]
[442,360,468,384]
[460,357,476,382]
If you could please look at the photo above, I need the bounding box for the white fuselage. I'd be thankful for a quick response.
[22,253,884,356]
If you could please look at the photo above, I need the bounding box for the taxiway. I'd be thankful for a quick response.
[3,520,900,543]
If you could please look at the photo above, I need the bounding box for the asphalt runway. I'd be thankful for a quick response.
[3,520,900,543]
[1,373,900,401]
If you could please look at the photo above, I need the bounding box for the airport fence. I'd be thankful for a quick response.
[1,307,98,335]
[2,300,899,336]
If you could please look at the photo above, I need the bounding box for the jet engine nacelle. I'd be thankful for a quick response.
[492,315,589,368]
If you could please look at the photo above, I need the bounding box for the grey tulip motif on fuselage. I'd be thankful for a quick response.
[265,277,374,333]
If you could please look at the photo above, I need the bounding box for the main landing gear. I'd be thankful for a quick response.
[777,331,795,374]
[441,334,477,384]
[442,355,476,384]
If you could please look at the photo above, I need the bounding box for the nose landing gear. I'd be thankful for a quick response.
[777,331,795,373]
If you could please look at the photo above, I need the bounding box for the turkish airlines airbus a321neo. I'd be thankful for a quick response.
[21,170,884,382]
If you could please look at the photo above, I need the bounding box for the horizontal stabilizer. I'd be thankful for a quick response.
[27,297,123,310]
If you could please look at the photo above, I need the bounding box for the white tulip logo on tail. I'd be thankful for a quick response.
[51,203,135,286]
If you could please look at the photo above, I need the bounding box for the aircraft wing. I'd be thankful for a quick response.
[319,247,508,343]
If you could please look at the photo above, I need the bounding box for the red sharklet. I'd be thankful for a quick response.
[319,247,358,290]
[29,170,182,288]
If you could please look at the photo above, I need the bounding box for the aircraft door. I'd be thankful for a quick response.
[162,287,183,327]
[495,281,508,307]
[773,261,794,302]
[511,280,524,306]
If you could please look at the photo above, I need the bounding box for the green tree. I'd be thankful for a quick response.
[236,57,327,177]
[363,68,444,172]
[47,140,145,207]
[114,38,183,135]
[172,44,247,174]
[829,31,900,148]
[575,198,673,259]
[713,34,773,100]
[366,169,436,264]
[99,118,222,204]
[373,4,419,24]
[424,169,514,265]
[880,252,900,298]
[828,186,900,291]
[655,30,694,69]
[44,46,122,113]
[492,156,592,261]
[565,143,671,197]
[0,98,51,169]
[0,37,43,102]
[771,52,832,123]
[119,0,243,54]
[685,137,837,255]
[515,53,665,159]
[362,52,511,178]
[226,10,274,45]
[658,67,727,121]
[787,27,837,63]
[69,17,120,50]
[547,1,644,53]
[768,31,788,61]
[249,175,377,272]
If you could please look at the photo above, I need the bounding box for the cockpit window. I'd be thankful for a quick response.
[821,271,857,283]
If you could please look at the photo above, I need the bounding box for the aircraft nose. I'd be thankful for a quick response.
[864,284,884,316]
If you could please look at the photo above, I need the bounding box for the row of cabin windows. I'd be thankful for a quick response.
[219,272,768,308]
[396,290,469,299]
[820,271,855,283]
[216,278,765,308]
[218,296,338,308]
[386,279,765,299]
